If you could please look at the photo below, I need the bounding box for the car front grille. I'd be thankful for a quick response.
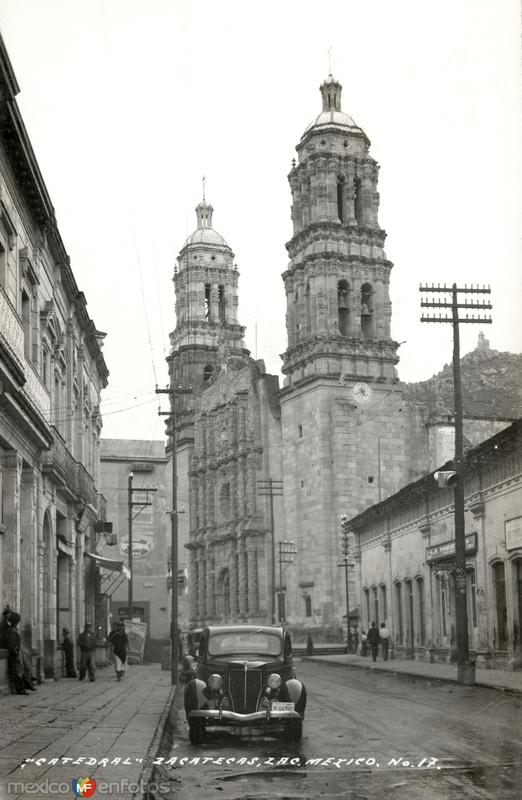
[228,667,262,713]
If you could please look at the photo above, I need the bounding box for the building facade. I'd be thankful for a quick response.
[99,440,171,661]
[0,35,108,681]
[168,73,520,644]
[348,420,522,668]
[167,202,284,630]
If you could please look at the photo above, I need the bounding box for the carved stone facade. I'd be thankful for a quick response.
[187,358,281,625]
[168,203,282,628]
[0,36,108,683]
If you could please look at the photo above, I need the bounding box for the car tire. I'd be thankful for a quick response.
[284,718,303,742]
[189,719,204,745]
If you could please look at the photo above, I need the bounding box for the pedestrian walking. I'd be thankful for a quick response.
[306,632,314,655]
[360,630,368,657]
[352,628,359,654]
[379,622,390,661]
[367,622,380,662]
[62,628,77,677]
[78,622,96,681]
[108,621,129,681]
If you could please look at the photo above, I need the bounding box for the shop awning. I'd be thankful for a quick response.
[85,552,131,579]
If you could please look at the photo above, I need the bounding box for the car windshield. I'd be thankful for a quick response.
[208,631,282,657]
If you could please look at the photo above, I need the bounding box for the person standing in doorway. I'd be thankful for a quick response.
[62,628,77,677]
[108,621,129,681]
[367,622,380,662]
[78,622,96,682]
[379,622,390,661]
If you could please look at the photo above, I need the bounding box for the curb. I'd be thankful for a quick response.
[138,682,178,800]
[302,656,522,695]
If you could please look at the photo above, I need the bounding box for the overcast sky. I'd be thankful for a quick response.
[1,0,520,440]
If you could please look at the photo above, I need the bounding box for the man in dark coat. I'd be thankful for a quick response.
[62,628,77,677]
[108,621,129,681]
[367,621,380,662]
[5,611,27,694]
[78,622,96,681]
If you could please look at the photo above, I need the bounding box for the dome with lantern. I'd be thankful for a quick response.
[301,74,366,140]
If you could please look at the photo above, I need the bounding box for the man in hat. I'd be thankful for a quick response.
[108,621,129,681]
[77,622,96,681]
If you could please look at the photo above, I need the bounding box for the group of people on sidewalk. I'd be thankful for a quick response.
[1,608,129,696]
[74,620,129,683]
[363,622,390,662]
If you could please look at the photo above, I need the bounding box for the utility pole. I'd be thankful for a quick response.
[257,479,283,624]
[278,541,298,623]
[157,383,192,685]
[339,515,354,652]
[420,282,492,685]
[127,473,157,622]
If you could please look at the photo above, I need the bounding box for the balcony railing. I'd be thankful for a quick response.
[0,287,24,368]
[20,361,51,420]
[41,426,98,508]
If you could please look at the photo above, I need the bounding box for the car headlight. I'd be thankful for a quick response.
[267,673,282,689]
[207,673,223,690]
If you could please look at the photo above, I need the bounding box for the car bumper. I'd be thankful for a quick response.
[187,709,301,725]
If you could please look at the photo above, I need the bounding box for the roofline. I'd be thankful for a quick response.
[346,417,522,530]
[0,33,109,386]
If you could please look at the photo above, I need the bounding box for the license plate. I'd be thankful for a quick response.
[272,701,294,712]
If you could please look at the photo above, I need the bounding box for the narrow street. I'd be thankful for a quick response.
[155,661,522,799]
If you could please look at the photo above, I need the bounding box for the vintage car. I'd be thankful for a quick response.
[183,625,306,744]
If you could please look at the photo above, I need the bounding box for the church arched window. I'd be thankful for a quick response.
[337,175,345,222]
[204,283,211,321]
[360,283,374,338]
[354,177,363,225]
[218,285,225,323]
[338,279,350,336]
[219,482,231,520]
[305,282,311,332]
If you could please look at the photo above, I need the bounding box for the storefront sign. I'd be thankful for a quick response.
[426,532,477,562]
[505,517,522,551]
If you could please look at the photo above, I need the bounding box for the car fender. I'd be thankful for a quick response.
[285,678,307,714]
[184,679,208,716]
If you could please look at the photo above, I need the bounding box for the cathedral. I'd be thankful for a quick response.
[168,74,516,639]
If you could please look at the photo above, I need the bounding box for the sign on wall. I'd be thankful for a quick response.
[425,532,477,562]
[119,535,154,558]
[124,620,147,664]
[505,517,522,551]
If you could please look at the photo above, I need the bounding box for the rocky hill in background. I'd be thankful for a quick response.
[405,333,522,419]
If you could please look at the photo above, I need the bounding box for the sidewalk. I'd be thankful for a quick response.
[303,651,522,693]
[0,663,174,800]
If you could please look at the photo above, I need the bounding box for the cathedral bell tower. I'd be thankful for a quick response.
[168,199,247,441]
[281,73,399,385]
[279,76,408,636]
